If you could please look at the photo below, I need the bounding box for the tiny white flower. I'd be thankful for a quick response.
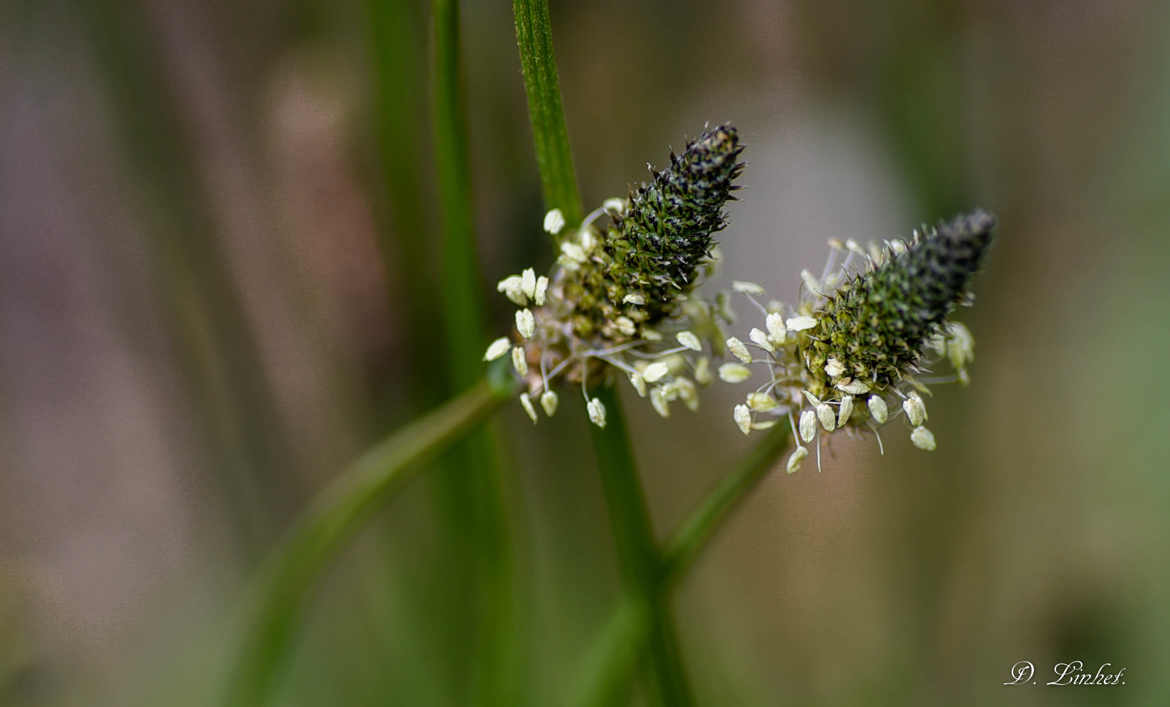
[521,268,537,299]
[799,410,817,442]
[902,392,927,426]
[641,328,663,341]
[587,397,607,428]
[845,239,865,256]
[622,292,646,305]
[765,312,787,344]
[543,208,565,235]
[560,241,587,263]
[693,357,713,385]
[868,395,888,424]
[540,390,559,416]
[515,309,535,339]
[628,372,647,397]
[603,197,627,215]
[786,445,808,474]
[749,327,774,353]
[676,331,702,351]
[497,275,528,305]
[483,337,511,361]
[732,280,766,295]
[816,403,836,432]
[726,336,752,363]
[733,404,752,435]
[802,390,822,407]
[512,346,528,376]
[889,239,908,256]
[786,315,817,332]
[642,361,670,383]
[751,420,777,430]
[519,393,538,423]
[910,426,936,451]
[718,363,752,383]
[824,357,845,378]
[615,316,637,336]
[836,378,870,395]
[837,395,854,426]
[534,275,549,306]
[650,387,670,418]
[946,321,975,370]
[747,392,777,411]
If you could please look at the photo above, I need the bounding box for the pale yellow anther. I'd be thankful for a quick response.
[520,393,538,423]
[868,395,888,424]
[816,403,836,432]
[650,387,670,418]
[511,346,528,376]
[836,379,870,395]
[560,241,586,263]
[824,358,845,378]
[483,337,510,361]
[587,397,607,428]
[747,392,778,411]
[540,390,559,416]
[534,275,549,306]
[615,316,636,336]
[515,309,535,339]
[786,315,817,332]
[910,426,936,451]
[693,357,713,385]
[733,404,752,435]
[838,395,854,426]
[628,372,647,397]
[543,208,565,235]
[799,410,817,442]
[903,392,927,426]
[718,363,752,383]
[765,312,787,344]
[622,293,646,306]
[676,331,702,351]
[521,268,537,299]
[642,362,670,383]
[732,280,766,295]
[726,337,752,363]
[786,445,808,474]
[749,328,774,353]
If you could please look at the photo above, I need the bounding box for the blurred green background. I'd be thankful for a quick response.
[2,0,1168,705]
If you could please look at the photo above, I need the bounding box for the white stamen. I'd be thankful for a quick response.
[534,275,549,306]
[718,363,752,383]
[816,403,836,432]
[540,390,559,416]
[733,404,752,435]
[676,331,702,351]
[799,410,817,442]
[586,397,607,428]
[520,393,538,423]
[765,312,787,344]
[512,346,528,376]
[642,362,670,383]
[786,315,817,332]
[838,395,854,426]
[868,395,888,424]
[910,426,936,451]
[732,280,766,295]
[786,445,808,474]
[515,309,535,339]
[726,337,752,363]
[749,328,774,352]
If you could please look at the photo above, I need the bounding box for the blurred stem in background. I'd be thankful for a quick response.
[512,2,692,704]
[430,0,520,704]
[221,378,514,707]
[75,0,297,556]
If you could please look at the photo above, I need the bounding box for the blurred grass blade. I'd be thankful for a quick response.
[431,0,521,703]
[221,378,512,707]
[572,423,791,705]
[512,0,583,226]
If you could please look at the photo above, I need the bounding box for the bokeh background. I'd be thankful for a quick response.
[2,0,1169,705]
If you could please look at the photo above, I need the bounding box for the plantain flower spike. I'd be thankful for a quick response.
[726,209,996,468]
[486,124,745,426]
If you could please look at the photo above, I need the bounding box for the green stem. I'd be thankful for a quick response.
[221,378,512,707]
[432,2,519,703]
[512,0,584,226]
[588,386,694,707]
[571,423,792,706]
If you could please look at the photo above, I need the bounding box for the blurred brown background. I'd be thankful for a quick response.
[2,0,1168,705]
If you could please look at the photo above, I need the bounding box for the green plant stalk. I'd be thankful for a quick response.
[588,386,695,707]
[221,378,513,707]
[432,1,519,704]
[571,423,792,705]
[512,0,584,226]
[511,1,692,701]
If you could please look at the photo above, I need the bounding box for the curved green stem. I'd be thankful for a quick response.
[588,386,694,707]
[221,378,512,707]
[570,423,792,706]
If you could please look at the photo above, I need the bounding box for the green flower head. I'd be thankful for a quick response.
[486,124,745,427]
